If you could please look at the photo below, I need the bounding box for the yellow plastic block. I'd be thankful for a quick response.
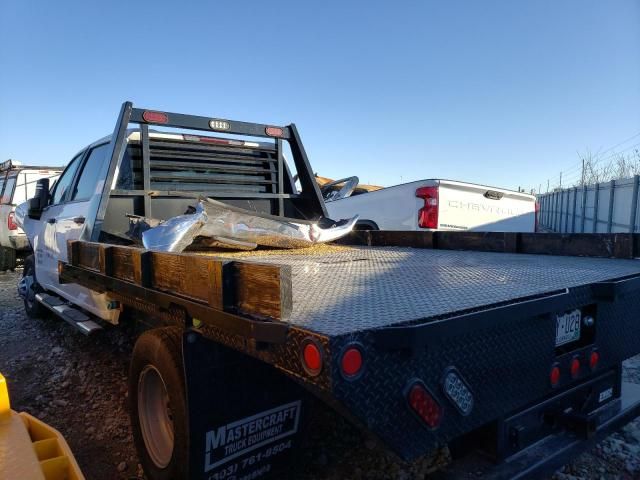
[0,375,10,424]
[0,412,45,480]
[0,372,85,480]
[20,413,85,480]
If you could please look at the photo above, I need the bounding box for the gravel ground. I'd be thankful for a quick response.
[1,268,640,479]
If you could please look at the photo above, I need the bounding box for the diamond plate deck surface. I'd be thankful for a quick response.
[229,246,640,335]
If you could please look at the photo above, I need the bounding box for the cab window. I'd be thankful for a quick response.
[51,153,83,205]
[1,173,17,204]
[71,144,109,201]
[0,173,6,202]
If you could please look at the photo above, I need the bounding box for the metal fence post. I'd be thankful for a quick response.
[556,191,561,232]
[558,191,564,232]
[607,179,615,233]
[593,183,600,233]
[571,187,578,232]
[630,175,639,233]
[564,189,571,233]
[581,185,587,233]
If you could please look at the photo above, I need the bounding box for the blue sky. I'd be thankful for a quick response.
[1,1,639,193]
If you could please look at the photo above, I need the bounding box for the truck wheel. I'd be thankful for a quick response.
[1,247,17,271]
[130,327,188,480]
[21,255,46,318]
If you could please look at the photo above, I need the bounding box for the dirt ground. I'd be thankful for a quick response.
[1,268,639,479]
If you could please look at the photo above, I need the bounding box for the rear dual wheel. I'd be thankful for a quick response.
[130,327,189,480]
[0,246,16,271]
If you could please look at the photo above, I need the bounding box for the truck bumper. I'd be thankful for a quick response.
[435,381,640,480]
[9,235,29,251]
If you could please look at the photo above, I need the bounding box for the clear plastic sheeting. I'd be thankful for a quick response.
[141,198,359,252]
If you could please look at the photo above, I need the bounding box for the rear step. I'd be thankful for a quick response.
[35,293,102,335]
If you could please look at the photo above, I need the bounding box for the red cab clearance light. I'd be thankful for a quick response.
[7,212,18,231]
[416,186,439,229]
[407,382,442,429]
[142,110,169,124]
[341,346,363,378]
[265,126,284,137]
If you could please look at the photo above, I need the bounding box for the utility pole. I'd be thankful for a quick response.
[560,171,563,189]
[547,179,550,193]
[581,158,585,186]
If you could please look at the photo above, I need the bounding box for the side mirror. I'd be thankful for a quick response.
[27,178,50,220]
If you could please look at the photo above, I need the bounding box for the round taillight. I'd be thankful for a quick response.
[589,351,600,370]
[341,347,363,378]
[550,365,561,386]
[302,342,322,375]
[570,358,581,378]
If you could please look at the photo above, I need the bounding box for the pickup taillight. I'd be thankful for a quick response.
[416,186,439,229]
[7,212,18,231]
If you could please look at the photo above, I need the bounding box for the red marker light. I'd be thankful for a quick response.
[302,342,322,375]
[407,383,442,429]
[142,110,169,124]
[570,358,581,378]
[341,347,363,378]
[550,365,561,387]
[265,126,284,137]
[589,351,600,370]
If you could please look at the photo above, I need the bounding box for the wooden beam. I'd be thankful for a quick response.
[65,240,292,320]
[338,231,639,259]
[224,262,292,320]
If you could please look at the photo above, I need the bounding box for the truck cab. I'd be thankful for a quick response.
[18,102,326,325]
[0,160,61,271]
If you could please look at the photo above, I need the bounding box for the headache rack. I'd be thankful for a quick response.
[0,159,61,172]
[89,102,327,242]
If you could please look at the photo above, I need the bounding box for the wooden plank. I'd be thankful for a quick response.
[337,231,640,259]
[370,230,434,248]
[67,240,80,265]
[519,233,635,259]
[109,246,142,283]
[225,262,292,320]
[73,241,101,271]
[435,232,513,253]
[66,240,292,319]
[149,252,218,306]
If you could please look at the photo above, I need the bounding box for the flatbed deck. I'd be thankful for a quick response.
[195,245,640,335]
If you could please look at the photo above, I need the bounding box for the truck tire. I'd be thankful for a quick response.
[0,247,17,271]
[130,327,188,480]
[21,255,46,318]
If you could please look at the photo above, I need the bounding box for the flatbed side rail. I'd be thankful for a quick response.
[61,240,291,342]
[374,290,571,351]
[340,231,640,259]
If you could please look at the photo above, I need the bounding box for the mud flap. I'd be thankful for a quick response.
[183,331,313,480]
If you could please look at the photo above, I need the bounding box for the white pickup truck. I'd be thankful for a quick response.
[324,178,538,232]
[0,160,62,270]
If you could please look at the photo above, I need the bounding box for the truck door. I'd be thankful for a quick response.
[45,144,111,314]
[35,152,84,290]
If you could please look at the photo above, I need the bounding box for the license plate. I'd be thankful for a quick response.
[555,309,581,346]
